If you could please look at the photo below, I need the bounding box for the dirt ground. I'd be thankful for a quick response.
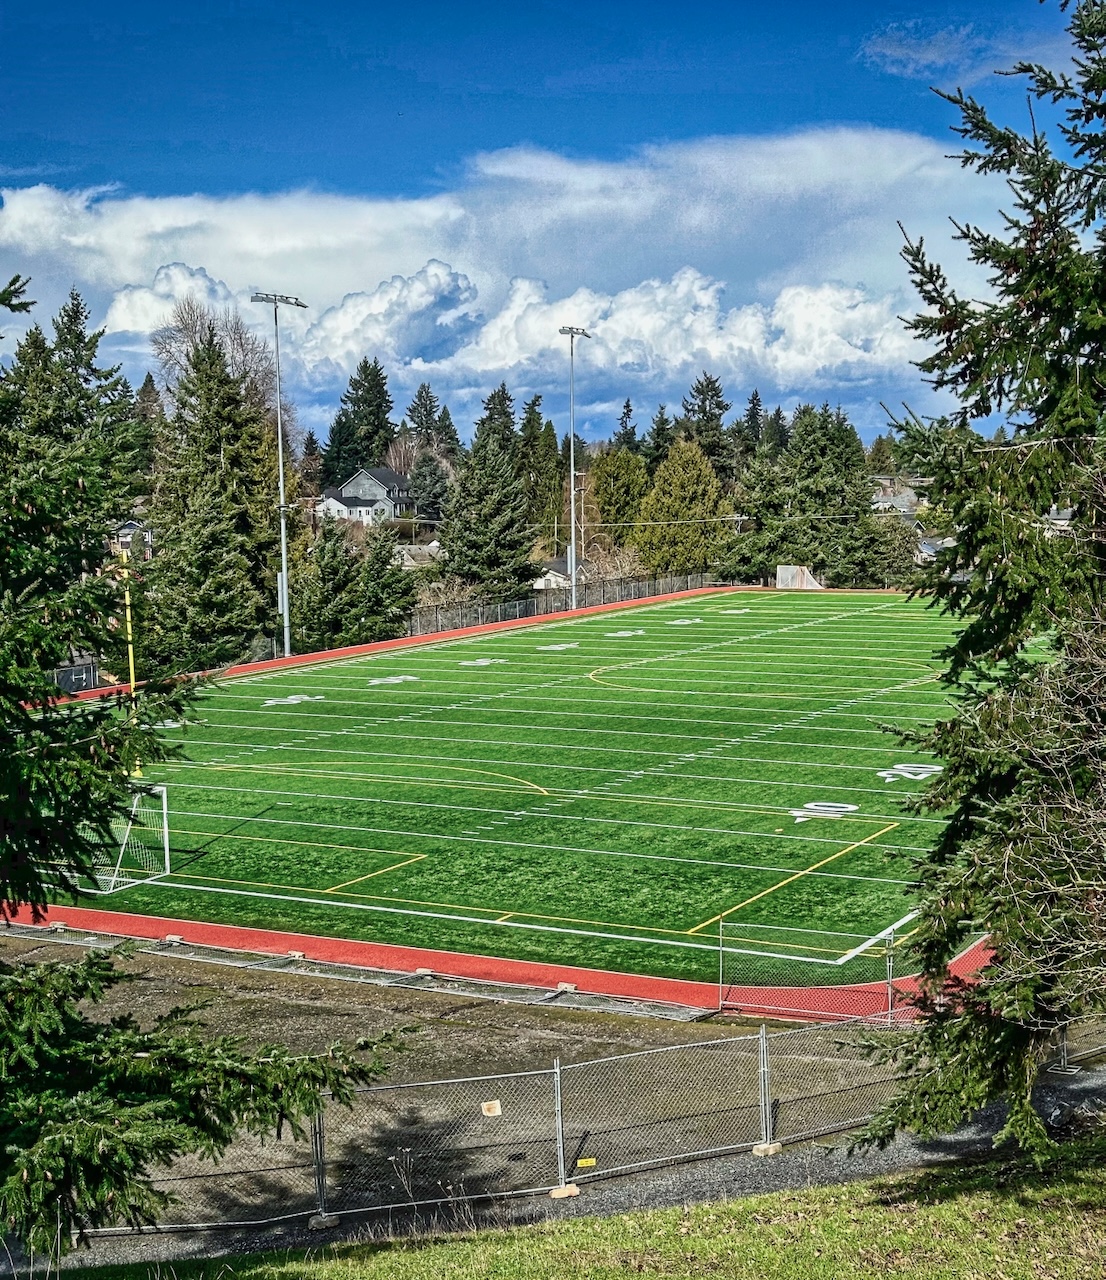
[0,932,762,1082]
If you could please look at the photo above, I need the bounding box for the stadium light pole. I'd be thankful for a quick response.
[252,291,307,658]
[558,326,590,611]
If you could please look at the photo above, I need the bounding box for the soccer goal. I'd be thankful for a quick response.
[718,915,917,1022]
[775,565,824,590]
[87,785,170,894]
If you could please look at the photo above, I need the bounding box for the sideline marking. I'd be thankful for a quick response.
[688,822,900,934]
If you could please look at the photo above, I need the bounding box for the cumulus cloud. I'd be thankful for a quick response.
[103,263,238,333]
[0,124,1009,435]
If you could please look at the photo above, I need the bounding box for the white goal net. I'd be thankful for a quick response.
[87,785,170,894]
[776,564,824,590]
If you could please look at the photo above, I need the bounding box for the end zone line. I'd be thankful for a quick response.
[688,822,900,935]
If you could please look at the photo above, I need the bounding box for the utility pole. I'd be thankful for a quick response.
[558,326,591,610]
[252,292,307,657]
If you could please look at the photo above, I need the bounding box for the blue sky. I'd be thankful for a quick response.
[0,0,1070,442]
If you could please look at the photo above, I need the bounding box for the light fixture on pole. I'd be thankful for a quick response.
[252,291,307,658]
[558,325,590,611]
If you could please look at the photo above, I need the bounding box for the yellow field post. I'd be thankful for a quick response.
[122,546,142,778]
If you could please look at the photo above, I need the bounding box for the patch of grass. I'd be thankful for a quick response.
[82,592,961,983]
[72,1136,1106,1279]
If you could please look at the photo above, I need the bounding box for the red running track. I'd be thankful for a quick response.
[6,905,993,1022]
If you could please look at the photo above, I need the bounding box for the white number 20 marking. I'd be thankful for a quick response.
[789,802,860,824]
[877,763,943,784]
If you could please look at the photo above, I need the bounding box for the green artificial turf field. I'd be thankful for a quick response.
[87,590,959,985]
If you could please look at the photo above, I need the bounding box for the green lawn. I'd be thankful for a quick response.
[71,1136,1106,1280]
[87,590,959,984]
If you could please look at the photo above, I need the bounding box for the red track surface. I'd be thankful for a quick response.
[41,585,988,1021]
[8,905,993,1021]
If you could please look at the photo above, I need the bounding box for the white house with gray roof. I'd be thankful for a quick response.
[315,467,413,524]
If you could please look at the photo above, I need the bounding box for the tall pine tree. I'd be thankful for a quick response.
[440,405,535,601]
[633,440,724,573]
[643,404,677,475]
[321,357,395,486]
[680,372,731,481]
[612,398,639,452]
[142,329,273,671]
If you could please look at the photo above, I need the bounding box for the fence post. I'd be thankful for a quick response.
[552,1059,567,1187]
[308,1107,339,1228]
[758,1025,773,1146]
[886,928,895,1024]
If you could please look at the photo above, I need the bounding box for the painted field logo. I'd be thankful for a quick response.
[876,763,943,784]
[789,802,860,823]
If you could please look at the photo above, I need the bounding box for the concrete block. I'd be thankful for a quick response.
[549,1183,580,1199]
[308,1213,341,1230]
[752,1142,783,1157]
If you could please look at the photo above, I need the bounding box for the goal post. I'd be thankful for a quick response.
[87,784,170,894]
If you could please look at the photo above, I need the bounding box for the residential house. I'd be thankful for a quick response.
[316,467,413,525]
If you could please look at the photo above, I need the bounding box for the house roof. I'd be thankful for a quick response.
[321,488,385,509]
[337,466,411,493]
[366,466,410,490]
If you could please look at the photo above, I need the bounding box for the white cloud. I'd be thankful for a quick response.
[0,125,1007,435]
[860,21,1071,86]
[103,262,237,333]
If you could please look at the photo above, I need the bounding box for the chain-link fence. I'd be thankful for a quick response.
[71,1010,1106,1237]
[406,574,719,637]
[110,1016,941,1234]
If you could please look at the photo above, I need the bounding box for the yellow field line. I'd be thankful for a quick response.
[496,912,514,922]
[325,855,427,892]
[173,827,423,860]
[687,822,900,934]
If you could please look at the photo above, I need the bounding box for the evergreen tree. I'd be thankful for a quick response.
[320,411,363,489]
[141,475,264,670]
[643,404,677,475]
[406,381,440,450]
[2,281,374,1260]
[409,450,450,520]
[867,433,897,475]
[142,329,274,671]
[289,515,360,653]
[440,410,535,601]
[858,2,1106,1155]
[760,406,790,458]
[0,277,190,914]
[612,398,639,452]
[723,403,910,587]
[0,952,382,1256]
[341,525,416,644]
[742,389,763,445]
[129,372,164,494]
[321,357,395,486]
[591,447,649,547]
[518,392,546,504]
[300,429,323,495]
[534,420,564,552]
[633,440,724,573]
[435,405,462,466]
[680,371,731,480]
[473,382,517,456]
[721,388,762,483]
